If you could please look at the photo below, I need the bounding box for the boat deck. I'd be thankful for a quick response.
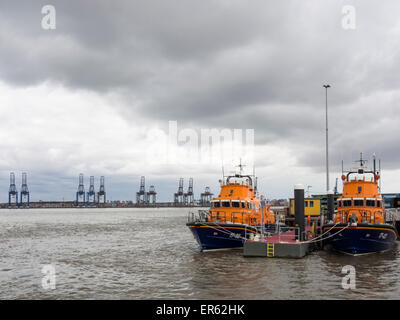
[261,226,314,244]
[244,226,318,258]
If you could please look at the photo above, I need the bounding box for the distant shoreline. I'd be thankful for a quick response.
[0,202,208,209]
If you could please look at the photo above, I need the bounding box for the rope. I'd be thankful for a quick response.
[191,211,350,245]
[195,220,250,241]
[301,223,350,244]
[192,210,261,241]
[300,221,342,243]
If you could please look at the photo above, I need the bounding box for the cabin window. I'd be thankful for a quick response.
[377,200,381,208]
[337,200,341,208]
[232,201,240,208]
[247,202,250,209]
[241,202,245,208]
[366,200,375,207]
[222,201,230,208]
[343,200,352,207]
[310,201,314,208]
[304,201,308,207]
[354,200,364,206]
[213,201,220,208]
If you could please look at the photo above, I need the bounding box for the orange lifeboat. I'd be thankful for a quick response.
[323,153,398,255]
[186,164,276,251]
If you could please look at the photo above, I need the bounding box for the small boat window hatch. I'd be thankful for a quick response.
[221,200,230,208]
[232,200,240,208]
[366,199,376,207]
[354,199,364,206]
[211,200,221,208]
[343,200,352,207]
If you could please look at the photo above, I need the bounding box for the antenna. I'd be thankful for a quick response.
[354,152,367,168]
[373,153,376,181]
[236,158,246,175]
[379,159,382,192]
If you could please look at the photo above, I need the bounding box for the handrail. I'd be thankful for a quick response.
[337,208,384,224]
[276,226,300,242]
[188,208,273,228]
[208,210,259,226]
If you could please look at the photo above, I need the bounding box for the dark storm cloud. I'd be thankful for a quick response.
[1,0,400,173]
[0,0,281,90]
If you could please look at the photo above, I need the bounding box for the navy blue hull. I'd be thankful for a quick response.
[323,223,398,255]
[187,222,260,251]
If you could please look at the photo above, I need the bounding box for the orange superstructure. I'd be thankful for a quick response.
[207,174,275,226]
[322,153,398,255]
[187,163,278,251]
[335,156,384,224]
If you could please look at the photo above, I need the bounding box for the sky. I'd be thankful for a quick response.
[1,0,400,202]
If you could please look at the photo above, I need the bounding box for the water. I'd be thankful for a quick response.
[0,208,399,300]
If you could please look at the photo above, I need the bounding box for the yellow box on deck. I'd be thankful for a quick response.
[289,198,321,216]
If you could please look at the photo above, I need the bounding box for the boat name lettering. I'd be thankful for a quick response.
[229,232,242,239]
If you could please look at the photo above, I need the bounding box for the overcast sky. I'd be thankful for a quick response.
[1,0,400,202]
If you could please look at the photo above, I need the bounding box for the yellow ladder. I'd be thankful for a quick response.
[266,243,275,257]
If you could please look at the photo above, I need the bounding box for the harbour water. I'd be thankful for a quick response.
[0,208,399,300]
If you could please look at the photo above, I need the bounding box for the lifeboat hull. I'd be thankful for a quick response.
[323,223,398,255]
[187,222,261,251]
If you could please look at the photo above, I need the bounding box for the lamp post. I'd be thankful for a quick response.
[323,84,331,192]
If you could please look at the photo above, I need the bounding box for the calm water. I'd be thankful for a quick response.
[0,208,399,300]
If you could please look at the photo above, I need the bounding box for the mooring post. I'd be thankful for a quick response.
[327,190,334,222]
[294,184,305,241]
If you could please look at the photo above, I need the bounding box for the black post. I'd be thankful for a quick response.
[294,184,305,241]
[373,153,377,182]
[327,190,334,221]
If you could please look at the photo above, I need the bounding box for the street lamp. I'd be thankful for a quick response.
[323,84,331,192]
